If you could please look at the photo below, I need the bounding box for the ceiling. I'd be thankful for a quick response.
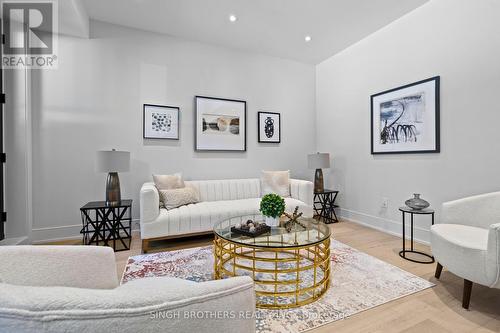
[81,0,429,64]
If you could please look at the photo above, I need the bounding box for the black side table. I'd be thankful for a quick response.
[399,207,434,264]
[80,200,132,252]
[313,190,339,224]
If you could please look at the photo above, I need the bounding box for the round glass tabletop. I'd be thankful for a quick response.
[398,206,435,214]
[213,215,331,248]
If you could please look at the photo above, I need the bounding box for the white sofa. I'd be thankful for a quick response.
[430,192,500,309]
[0,245,256,333]
[140,178,314,252]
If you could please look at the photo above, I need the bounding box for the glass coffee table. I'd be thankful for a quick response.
[213,216,331,309]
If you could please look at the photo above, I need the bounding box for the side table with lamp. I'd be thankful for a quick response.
[79,149,132,251]
[308,152,339,223]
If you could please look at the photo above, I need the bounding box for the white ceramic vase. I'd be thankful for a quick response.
[265,216,279,227]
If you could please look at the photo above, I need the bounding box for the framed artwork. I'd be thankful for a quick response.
[371,76,440,154]
[258,112,281,143]
[195,96,246,151]
[143,104,179,140]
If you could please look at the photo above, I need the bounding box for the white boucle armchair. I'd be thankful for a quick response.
[0,246,256,333]
[430,192,500,309]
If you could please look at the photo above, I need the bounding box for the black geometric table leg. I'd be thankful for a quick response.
[80,200,133,252]
[314,190,340,224]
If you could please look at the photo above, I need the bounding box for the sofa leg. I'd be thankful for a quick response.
[434,262,443,279]
[462,279,473,309]
[142,239,149,254]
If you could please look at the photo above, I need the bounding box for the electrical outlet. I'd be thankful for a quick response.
[381,197,389,209]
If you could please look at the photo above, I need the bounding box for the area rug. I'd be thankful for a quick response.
[121,239,434,332]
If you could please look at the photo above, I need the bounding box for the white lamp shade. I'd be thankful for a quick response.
[308,153,330,169]
[96,150,130,173]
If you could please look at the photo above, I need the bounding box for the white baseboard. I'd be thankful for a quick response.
[31,219,141,244]
[339,208,430,245]
[0,236,29,245]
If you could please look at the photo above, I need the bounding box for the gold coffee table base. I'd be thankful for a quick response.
[214,235,331,309]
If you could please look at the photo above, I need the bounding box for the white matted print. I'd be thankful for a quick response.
[143,104,179,140]
[258,112,281,143]
[195,96,246,151]
[371,76,440,154]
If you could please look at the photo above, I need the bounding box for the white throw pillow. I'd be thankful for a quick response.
[261,170,290,197]
[159,187,200,210]
[153,173,184,190]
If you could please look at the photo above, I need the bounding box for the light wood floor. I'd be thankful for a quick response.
[46,221,500,332]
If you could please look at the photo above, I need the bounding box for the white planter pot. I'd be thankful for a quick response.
[265,216,279,227]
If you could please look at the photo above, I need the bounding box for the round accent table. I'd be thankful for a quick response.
[398,207,435,264]
[213,216,331,309]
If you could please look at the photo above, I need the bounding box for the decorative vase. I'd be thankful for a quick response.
[265,216,279,227]
[405,193,430,210]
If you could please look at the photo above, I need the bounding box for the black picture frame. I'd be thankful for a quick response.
[370,76,440,154]
[195,95,247,152]
[143,104,180,140]
[258,111,281,143]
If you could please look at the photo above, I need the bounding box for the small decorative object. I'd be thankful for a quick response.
[371,76,440,154]
[308,152,330,193]
[283,206,306,232]
[260,193,285,227]
[405,193,430,210]
[195,96,246,151]
[258,112,281,143]
[143,104,179,140]
[96,149,130,206]
[231,219,271,237]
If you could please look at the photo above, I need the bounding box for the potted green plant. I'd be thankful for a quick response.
[260,193,285,227]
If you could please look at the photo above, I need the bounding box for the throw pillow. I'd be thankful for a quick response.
[153,173,185,190]
[261,170,290,197]
[159,187,200,210]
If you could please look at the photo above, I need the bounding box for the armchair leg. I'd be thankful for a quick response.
[434,262,443,279]
[462,279,473,309]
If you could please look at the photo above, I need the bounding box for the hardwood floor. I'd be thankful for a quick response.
[44,221,500,332]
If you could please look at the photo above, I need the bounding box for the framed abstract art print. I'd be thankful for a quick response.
[371,76,440,154]
[195,96,247,151]
[143,104,179,140]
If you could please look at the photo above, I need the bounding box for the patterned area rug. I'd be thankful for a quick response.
[122,239,434,332]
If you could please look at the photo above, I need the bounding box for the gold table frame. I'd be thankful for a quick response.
[214,222,331,309]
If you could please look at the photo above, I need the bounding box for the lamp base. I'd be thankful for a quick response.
[106,172,121,206]
[314,169,324,193]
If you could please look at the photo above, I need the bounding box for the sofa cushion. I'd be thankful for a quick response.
[185,179,261,202]
[140,197,313,239]
[261,170,290,197]
[159,187,200,210]
[153,173,184,190]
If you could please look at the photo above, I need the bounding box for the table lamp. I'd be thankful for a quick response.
[96,149,130,206]
[308,152,330,193]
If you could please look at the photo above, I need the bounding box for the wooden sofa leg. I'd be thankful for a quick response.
[462,279,473,309]
[142,239,149,254]
[434,262,443,279]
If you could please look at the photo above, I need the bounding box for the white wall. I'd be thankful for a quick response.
[316,0,500,243]
[29,21,316,241]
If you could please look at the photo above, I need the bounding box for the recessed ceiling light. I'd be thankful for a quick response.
[305,36,312,42]
[229,14,237,22]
